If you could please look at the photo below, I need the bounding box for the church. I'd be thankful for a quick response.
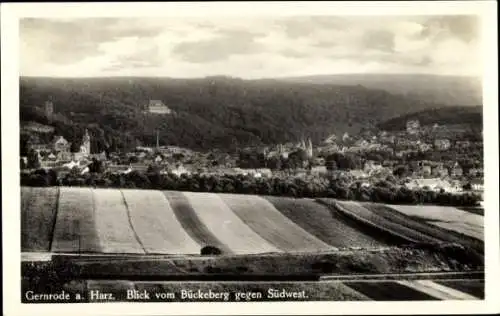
[73,129,91,161]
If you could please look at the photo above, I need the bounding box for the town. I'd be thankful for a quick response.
[20,100,483,207]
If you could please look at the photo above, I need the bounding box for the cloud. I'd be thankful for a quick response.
[361,30,395,53]
[171,29,266,63]
[19,15,482,78]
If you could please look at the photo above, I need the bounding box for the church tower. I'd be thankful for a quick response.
[81,129,91,155]
[306,138,313,158]
[45,101,54,120]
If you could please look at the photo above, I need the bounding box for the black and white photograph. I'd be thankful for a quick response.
[2,1,499,315]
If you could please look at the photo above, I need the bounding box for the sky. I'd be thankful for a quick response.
[19,15,481,78]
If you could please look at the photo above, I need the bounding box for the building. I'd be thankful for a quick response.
[310,166,328,175]
[406,120,420,135]
[419,143,432,152]
[450,163,463,177]
[432,165,449,178]
[469,178,484,191]
[144,100,172,114]
[468,168,484,177]
[434,139,451,151]
[323,134,337,144]
[405,178,453,192]
[44,100,54,118]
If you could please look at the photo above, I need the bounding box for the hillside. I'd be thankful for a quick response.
[376,106,483,131]
[280,74,482,106]
[20,76,451,152]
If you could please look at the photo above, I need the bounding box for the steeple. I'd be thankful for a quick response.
[156,130,159,149]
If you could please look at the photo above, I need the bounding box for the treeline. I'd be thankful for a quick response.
[20,76,444,151]
[20,169,481,207]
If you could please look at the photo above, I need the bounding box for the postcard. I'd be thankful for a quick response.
[2,1,499,315]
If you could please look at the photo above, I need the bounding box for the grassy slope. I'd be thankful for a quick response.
[318,199,437,244]
[163,191,232,254]
[386,205,483,241]
[122,189,200,254]
[219,194,332,252]
[181,192,280,254]
[22,244,484,286]
[364,203,483,252]
[92,189,145,254]
[21,187,59,252]
[51,187,100,252]
[265,196,388,248]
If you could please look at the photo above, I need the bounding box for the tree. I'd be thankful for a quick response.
[20,158,27,170]
[88,158,104,173]
[27,149,41,169]
[393,165,410,177]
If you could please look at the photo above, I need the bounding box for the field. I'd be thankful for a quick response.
[22,187,484,256]
[385,205,483,241]
[21,187,485,301]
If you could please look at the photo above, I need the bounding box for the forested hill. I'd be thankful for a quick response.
[281,74,482,106]
[21,76,455,152]
[376,106,483,131]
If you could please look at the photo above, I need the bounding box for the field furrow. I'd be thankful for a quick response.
[333,200,438,243]
[182,192,280,254]
[163,191,231,254]
[220,194,332,252]
[363,203,483,249]
[51,187,100,252]
[92,189,145,254]
[122,189,201,254]
[387,205,483,240]
[265,196,387,248]
[21,187,59,252]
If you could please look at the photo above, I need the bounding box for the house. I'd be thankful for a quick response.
[421,165,432,177]
[323,134,337,144]
[469,178,484,191]
[432,165,449,178]
[168,164,191,177]
[405,178,453,192]
[450,163,463,177]
[349,169,368,179]
[52,136,71,153]
[468,168,484,177]
[354,139,370,148]
[364,160,383,173]
[310,166,328,175]
[144,100,172,114]
[154,155,163,163]
[434,139,451,151]
[107,165,133,175]
[406,120,420,135]
[419,143,432,152]
[455,141,471,148]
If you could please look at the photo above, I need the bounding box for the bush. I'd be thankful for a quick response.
[200,246,223,256]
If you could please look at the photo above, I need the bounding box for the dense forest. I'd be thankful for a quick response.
[376,106,483,131]
[20,76,474,152]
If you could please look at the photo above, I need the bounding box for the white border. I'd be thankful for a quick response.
[2,2,499,315]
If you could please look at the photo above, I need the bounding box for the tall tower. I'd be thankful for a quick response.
[81,129,91,155]
[45,101,54,120]
[306,138,313,158]
[156,130,160,149]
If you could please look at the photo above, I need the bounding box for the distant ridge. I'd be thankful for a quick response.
[279,73,482,106]
[20,75,478,151]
